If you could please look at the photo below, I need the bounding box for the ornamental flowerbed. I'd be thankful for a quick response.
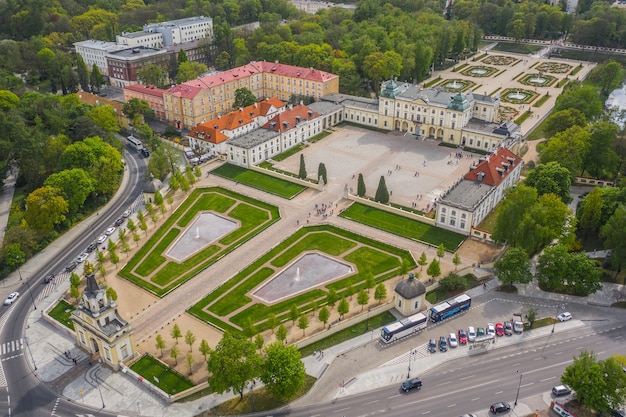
[481,55,517,66]
[460,65,497,77]
[519,73,557,87]
[535,62,573,74]
[500,88,538,104]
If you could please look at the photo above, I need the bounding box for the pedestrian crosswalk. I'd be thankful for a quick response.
[0,339,23,355]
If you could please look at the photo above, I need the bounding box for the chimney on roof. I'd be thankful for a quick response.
[295,115,301,123]
[239,108,243,112]
[300,100,303,106]
[477,171,485,183]
[282,121,289,128]
[254,102,258,108]
[270,122,276,128]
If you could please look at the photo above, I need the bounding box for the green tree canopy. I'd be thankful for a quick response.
[261,342,306,399]
[207,332,263,399]
[536,245,601,295]
[492,185,538,247]
[554,85,603,121]
[44,168,95,215]
[539,125,590,175]
[601,203,626,274]
[524,161,572,203]
[542,108,587,140]
[375,175,389,203]
[493,247,532,287]
[357,173,366,197]
[24,186,69,235]
[233,87,257,109]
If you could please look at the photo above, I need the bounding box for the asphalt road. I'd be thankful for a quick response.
[274,320,625,417]
[0,144,147,417]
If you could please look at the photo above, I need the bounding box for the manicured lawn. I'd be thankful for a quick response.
[339,203,465,250]
[478,203,500,233]
[48,300,75,331]
[188,225,415,336]
[299,311,396,357]
[210,164,306,199]
[129,354,194,395]
[119,187,279,297]
[492,42,542,54]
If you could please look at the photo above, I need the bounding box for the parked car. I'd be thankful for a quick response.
[65,261,77,272]
[495,323,504,336]
[4,292,19,305]
[86,243,97,252]
[122,209,132,218]
[552,385,572,396]
[43,273,55,284]
[459,414,477,417]
[105,226,116,236]
[96,235,107,244]
[557,312,572,322]
[467,326,476,342]
[76,253,89,263]
[490,402,511,414]
[449,332,458,348]
[477,327,485,337]
[428,339,437,353]
[401,377,423,392]
[487,323,496,336]
[439,335,448,352]
[458,329,468,344]
[114,218,125,227]
[504,322,513,336]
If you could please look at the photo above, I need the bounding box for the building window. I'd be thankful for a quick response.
[460,222,466,229]
[104,348,111,361]
[121,345,129,359]
[450,219,456,226]
[398,299,402,308]
[440,216,445,223]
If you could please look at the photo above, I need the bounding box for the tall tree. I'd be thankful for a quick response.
[578,187,603,238]
[177,49,188,64]
[374,283,387,304]
[337,297,349,318]
[436,243,446,260]
[493,247,532,288]
[317,162,327,185]
[582,122,620,178]
[170,345,179,365]
[155,334,166,358]
[298,154,307,179]
[232,87,257,109]
[44,168,95,215]
[318,306,329,327]
[261,342,306,399]
[601,203,626,275]
[426,258,441,281]
[137,64,167,88]
[170,323,182,344]
[297,314,309,336]
[492,185,538,247]
[199,339,211,361]
[357,289,369,311]
[185,330,196,352]
[89,64,103,93]
[375,176,389,203]
[357,173,366,197]
[536,245,601,295]
[24,186,69,236]
[524,162,572,203]
[418,252,428,270]
[207,332,263,399]
[76,54,90,91]
[542,108,587,139]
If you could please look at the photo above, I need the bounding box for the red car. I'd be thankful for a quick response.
[495,322,505,336]
[458,329,468,344]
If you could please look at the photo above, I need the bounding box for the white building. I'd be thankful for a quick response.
[435,147,524,235]
[117,16,213,48]
[73,40,128,76]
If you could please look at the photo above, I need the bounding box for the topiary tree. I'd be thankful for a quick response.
[357,173,366,197]
[317,162,327,185]
[375,176,389,203]
[298,154,307,179]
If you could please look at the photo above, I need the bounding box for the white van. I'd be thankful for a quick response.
[467,326,476,342]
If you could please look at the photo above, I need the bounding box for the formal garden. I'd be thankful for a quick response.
[188,224,416,336]
[210,164,307,199]
[119,187,280,296]
[460,65,498,78]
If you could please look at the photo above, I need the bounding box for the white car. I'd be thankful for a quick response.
[105,226,116,236]
[96,235,107,244]
[467,326,476,342]
[4,292,19,305]
[487,323,496,336]
[76,253,89,263]
[448,332,458,348]
[557,312,572,322]
[122,209,132,218]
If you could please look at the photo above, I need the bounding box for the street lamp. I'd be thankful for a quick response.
[23,336,37,370]
[514,370,523,406]
[249,380,256,413]
[25,279,36,310]
[93,374,105,408]
[407,349,416,379]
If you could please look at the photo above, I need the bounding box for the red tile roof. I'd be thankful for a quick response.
[76,91,124,114]
[186,64,261,89]
[463,147,523,187]
[188,124,228,144]
[166,83,203,99]
[263,105,320,132]
[124,84,165,98]
[252,61,338,82]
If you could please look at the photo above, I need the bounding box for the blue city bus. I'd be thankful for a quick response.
[380,312,428,343]
[429,294,471,323]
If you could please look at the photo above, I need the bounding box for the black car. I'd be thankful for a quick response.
[43,273,55,284]
[65,261,77,272]
[401,377,422,392]
[428,338,437,353]
[490,402,511,414]
[86,243,97,253]
[439,335,448,352]
[114,218,125,227]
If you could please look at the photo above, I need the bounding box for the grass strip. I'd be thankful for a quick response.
[129,354,194,395]
[211,164,306,199]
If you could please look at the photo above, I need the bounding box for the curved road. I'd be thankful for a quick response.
[0,145,147,417]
